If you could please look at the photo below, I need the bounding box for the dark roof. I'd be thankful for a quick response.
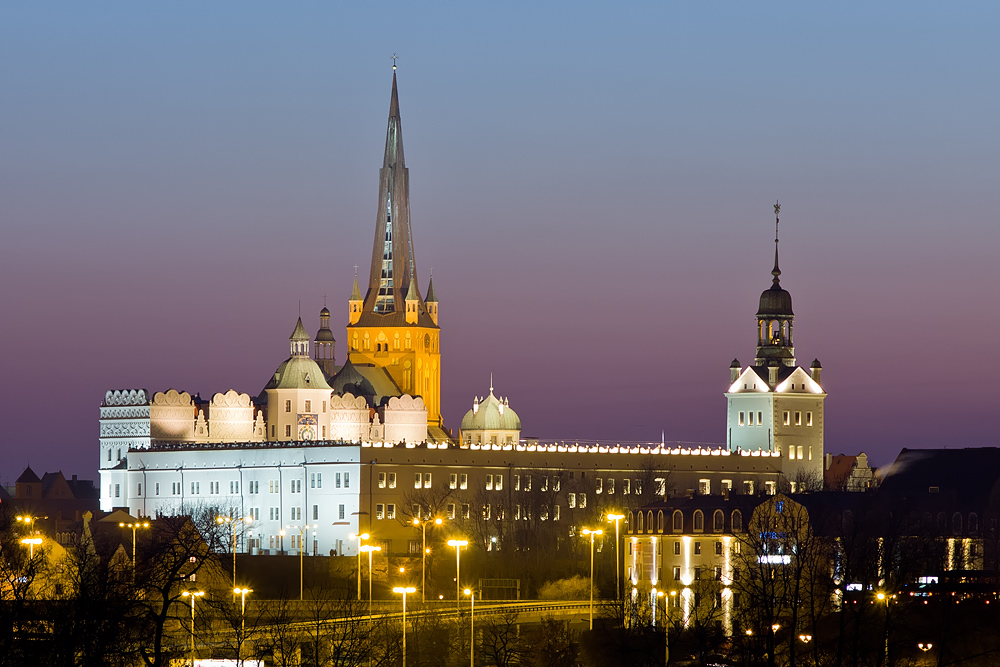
[16,467,40,484]
[879,447,1000,511]
[329,360,402,407]
[757,285,793,317]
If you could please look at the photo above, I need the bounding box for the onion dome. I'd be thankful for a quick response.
[461,388,521,431]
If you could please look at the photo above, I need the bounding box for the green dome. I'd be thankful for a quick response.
[263,356,332,392]
[461,390,521,431]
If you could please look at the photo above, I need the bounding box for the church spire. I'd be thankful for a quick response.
[772,200,782,287]
[364,67,420,317]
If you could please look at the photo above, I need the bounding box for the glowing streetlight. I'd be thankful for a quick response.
[233,587,253,633]
[606,513,625,601]
[349,532,370,600]
[447,539,468,609]
[286,523,317,600]
[877,591,890,662]
[413,516,442,602]
[360,544,382,622]
[581,528,603,630]
[16,515,46,534]
[392,586,417,667]
[217,515,253,588]
[181,590,205,659]
[799,634,813,643]
[464,588,476,667]
[119,521,150,580]
[20,537,43,559]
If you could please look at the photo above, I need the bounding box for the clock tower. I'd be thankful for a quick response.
[345,68,444,439]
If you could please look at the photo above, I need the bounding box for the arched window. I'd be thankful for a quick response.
[969,513,979,534]
[732,510,743,533]
[952,512,963,536]
[637,511,644,533]
[694,510,704,532]
[937,512,947,534]
[713,510,725,532]
[657,511,665,532]
[627,511,634,533]
[672,510,683,533]
[647,511,654,534]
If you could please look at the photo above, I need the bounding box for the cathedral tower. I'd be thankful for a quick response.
[346,69,443,437]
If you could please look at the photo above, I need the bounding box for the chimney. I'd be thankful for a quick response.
[825,452,832,471]
[810,359,822,386]
[768,363,779,387]
[730,359,741,384]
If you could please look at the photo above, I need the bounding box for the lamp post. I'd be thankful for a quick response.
[464,588,476,667]
[606,513,624,602]
[119,521,149,581]
[581,528,603,630]
[233,587,253,634]
[393,586,417,667]
[218,515,253,589]
[361,544,382,622]
[20,537,42,559]
[286,523,317,600]
[414,517,442,602]
[181,590,204,660]
[16,515,47,534]
[918,642,933,667]
[447,539,468,610]
[877,592,890,664]
[349,532,370,600]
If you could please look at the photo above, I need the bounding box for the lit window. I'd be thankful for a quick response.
[622,479,630,495]
[608,478,615,494]
[423,473,432,488]
[285,425,291,438]
[495,475,503,491]
[758,411,763,425]
[285,400,291,413]
[794,411,802,426]
[739,412,745,426]
[387,504,396,520]
[450,474,457,489]
[698,479,710,495]
[447,504,456,519]
[721,479,732,492]
[376,504,384,520]
[460,474,468,490]
[415,473,422,489]
[764,481,776,495]
[486,474,493,490]
[783,411,790,425]
[304,400,311,413]
[797,445,804,460]
[568,493,576,508]
[596,478,603,494]
[806,411,813,426]
[694,541,701,555]
[379,473,386,489]
[579,493,587,508]
[674,541,680,555]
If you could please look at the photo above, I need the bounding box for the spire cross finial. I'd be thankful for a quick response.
[392,53,398,70]
[323,293,327,306]
[490,372,494,393]
[353,263,359,276]
[298,300,301,318]
[771,200,782,286]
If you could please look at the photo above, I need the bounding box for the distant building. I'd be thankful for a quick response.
[5,467,99,545]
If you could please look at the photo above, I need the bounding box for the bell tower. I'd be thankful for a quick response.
[754,202,795,368]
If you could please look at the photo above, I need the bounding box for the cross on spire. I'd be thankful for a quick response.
[392,53,398,70]
[772,200,782,286]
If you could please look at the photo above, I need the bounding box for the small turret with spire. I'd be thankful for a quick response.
[290,317,310,358]
[754,202,795,367]
[315,300,336,376]
[425,273,438,325]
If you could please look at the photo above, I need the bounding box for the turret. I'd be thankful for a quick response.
[314,305,336,376]
[348,273,363,325]
[405,278,420,324]
[425,275,438,326]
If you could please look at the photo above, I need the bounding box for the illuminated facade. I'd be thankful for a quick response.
[726,210,826,487]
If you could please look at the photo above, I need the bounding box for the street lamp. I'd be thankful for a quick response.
[20,537,43,559]
[286,523,317,600]
[393,586,417,667]
[16,515,47,534]
[918,643,933,666]
[233,587,253,634]
[218,515,253,589]
[799,634,813,643]
[447,539,468,610]
[414,517,442,602]
[606,513,625,601]
[581,528,603,630]
[361,544,382,622]
[464,588,476,667]
[656,590,677,665]
[181,590,205,660]
[349,532,370,600]
[877,592,890,663]
[119,521,150,581]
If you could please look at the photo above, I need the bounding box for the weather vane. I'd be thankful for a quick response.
[392,53,398,70]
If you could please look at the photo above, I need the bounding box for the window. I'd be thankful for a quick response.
[344,472,350,488]
[743,481,754,495]
[172,482,181,495]
[739,411,745,426]
[312,505,319,520]
[269,507,279,520]
[271,425,275,438]
[387,473,395,489]
[764,481,776,495]
[322,400,327,413]
[447,503,456,519]
[721,479,732,492]
[285,400,291,413]
[657,511,664,531]
[693,510,704,532]
[713,510,724,532]
[694,567,702,580]
[579,493,587,509]
[291,507,301,520]
[783,411,790,425]
[230,481,239,494]
[423,473,432,488]
[460,474,468,490]
[514,474,520,491]
[748,411,754,426]
[794,411,802,426]
[311,473,322,488]
[249,481,259,494]
[338,504,345,520]
[486,474,493,490]
[568,493,576,508]
[758,411,763,425]
[495,475,503,491]
[715,541,723,555]
[607,478,615,494]
[379,473,387,489]
[409,540,421,554]
[304,400,312,412]
[808,446,813,461]
[190,482,199,495]
[699,479,710,495]
[673,566,681,581]
[249,507,260,521]
[291,480,302,493]
[674,541,681,555]
[553,505,560,520]
[269,480,278,493]
[415,473,423,489]
[115,484,121,498]
[806,411,813,426]
[336,473,342,488]
[622,479,630,495]
[635,479,642,494]
[376,504,384,520]
[461,504,471,520]
[694,542,702,555]
[155,483,160,495]
[107,449,111,462]
[387,504,396,520]
[672,511,683,532]
[412,503,421,518]
[553,478,560,491]
[450,473,457,489]
[797,445,804,460]
[285,425,291,438]
[596,478,603,494]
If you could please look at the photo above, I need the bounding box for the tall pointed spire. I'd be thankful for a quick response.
[772,200,781,287]
[364,66,420,317]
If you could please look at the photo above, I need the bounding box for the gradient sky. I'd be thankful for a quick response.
[3,2,999,482]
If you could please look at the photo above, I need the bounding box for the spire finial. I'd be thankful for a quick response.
[771,200,782,286]
[298,300,301,318]
[392,53,398,70]
[490,373,494,394]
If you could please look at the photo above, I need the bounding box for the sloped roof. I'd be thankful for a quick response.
[329,360,402,407]
[879,447,1000,511]
[261,356,332,394]
[461,390,521,431]
[16,467,40,484]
